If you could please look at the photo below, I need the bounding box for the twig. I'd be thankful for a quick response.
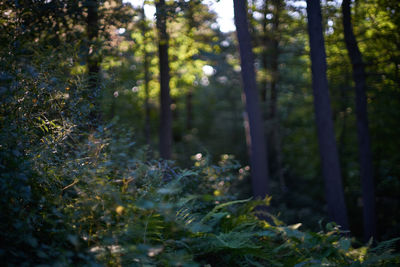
[62,179,79,191]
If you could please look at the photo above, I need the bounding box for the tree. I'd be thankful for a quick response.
[140,6,151,146]
[85,0,100,89]
[306,0,349,229]
[156,0,172,159]
[266,0,286,192]
[260,0,269,104]
[233,0,269,198]
[342,0,376,240]
[184,0,196,131]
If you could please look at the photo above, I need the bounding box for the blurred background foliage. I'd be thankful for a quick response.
[0,0,399,265]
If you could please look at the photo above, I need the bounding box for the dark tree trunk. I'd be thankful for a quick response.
[85,0,101,126]
[86,0,100,89]
[267,0,286,192]
[233,0,270,198]
[140,7,151,146]
[342,0,376,241]
[156,0,172,159]
[338,78,349,171]
[186,91,193,130]
[268,0,280,121]
[144,47,151,147]
[261,0,269,104]
[306,0,349,230]
[185,1,195,131]
[241,93,252,158]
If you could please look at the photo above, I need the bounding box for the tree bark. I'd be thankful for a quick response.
[185,1,196,131]
[140,7,151,146]
[156,0,172,159]
[86,0,100,89]
[186,91,193,130]
[268,0,286,192]
[261,0,269,103]
[306,0,349,230]
[342,0,376,240]
[268,0,280,121]
[233,0,270,198]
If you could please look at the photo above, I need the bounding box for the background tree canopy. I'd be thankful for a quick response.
[0,0,399,265]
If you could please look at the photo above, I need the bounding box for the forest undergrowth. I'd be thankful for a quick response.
[0,61,399,266]
[1,0,400,264]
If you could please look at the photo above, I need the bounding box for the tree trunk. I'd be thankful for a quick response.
[156,0,172,159]
[241,93,252,158]
[306,0,349,230]
[268,0,286,192]
[140,7,151,146]
[185,1,196,131]
[261,0,269,103]
[186,91,193,130]
[85,0,101,126]
[342,0,376,240]
[268,0,280,121]
[86,0,100,89]
[233,0,270,199]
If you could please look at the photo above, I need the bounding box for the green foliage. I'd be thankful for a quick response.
[0,49,97,265]
[2,68,398,263]
[52,136,400,266]
[3,109,399,266]
[1,0,400,265]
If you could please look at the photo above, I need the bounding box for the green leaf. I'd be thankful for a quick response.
[338,238,351,251]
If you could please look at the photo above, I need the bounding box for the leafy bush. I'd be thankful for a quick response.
[1,45,399,267]
[7,125,397,266]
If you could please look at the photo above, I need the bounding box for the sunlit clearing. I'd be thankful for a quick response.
[220,40,229,47]
[115,205,125,215]
[202,65,214,76]
[204,0,235,33]
[253,11,264,20]
[117,27,126,34]
[201,76,209,86]
[195,153,202,161]
[143,4,156,18]
[288,0,307,8]
[124,0,235,32]
[123,0,156,18]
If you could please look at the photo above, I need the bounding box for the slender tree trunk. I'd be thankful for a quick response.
[144,49,151,146]
[233,0,270,198]
[241,93,252,158]
[306,0,349,230]
[185,1,196,131]
[268,0,286,192]
[338,81,348,171]
[268,0,284,121]
[186,91,193,130]
[86,0,100,89]
[269,53,278,120]
[268,0,280,121]
[342,0,376,240]
[261,0,269,104]
[140,7,151,146]
[156,0,172,159]
[85,0,101,126]
[395,60,400,87]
